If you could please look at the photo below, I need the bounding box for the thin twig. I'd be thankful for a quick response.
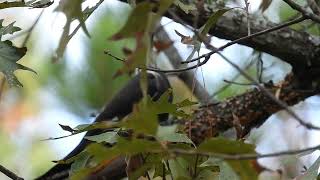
[144,16,306,73]
[104,50,125,62]
[210,55,260,98]
[282,0,320,23]
[154,144,320,160]
[21,9,44,47]
[0,164,24,180]
[244,0,251,35]
[182,16,306,65]
[223,79,254,86]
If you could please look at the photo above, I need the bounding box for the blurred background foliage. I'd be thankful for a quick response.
[0,0,319,179]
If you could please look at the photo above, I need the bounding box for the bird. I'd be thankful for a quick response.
[36,71,172,180]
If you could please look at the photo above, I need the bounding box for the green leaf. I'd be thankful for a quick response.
[173,0,196,14]
[113,41,148,77]
[157,125,177,138]
[54,0,89,37]
[70,151,91,174]
[198,138,258,180]
[124,90,193,135]
[159,132,194,146]
[74,121,121,132]
[297,156,320,180]
[176,99,198,108]
[200,158,239,180]
[26,0,53,8]
[0,41,35,87]
[70,168,92,180]
[199,8,231,37]
[157,0,174,15]
[86,138,163,163]
[110,2,154,40]
[53,0,92,61]
[128,163,153,180]
[124,102,159,135]
[168,157,191,180]
[196,169,219,180]
[85,131,118,144]
[198,137,255,154]
[86,143,119,163]
[184,8,231,66]
[0,19,21,38]
[58,124,76,133]
[148,91,192,118]
[0,1,25,9]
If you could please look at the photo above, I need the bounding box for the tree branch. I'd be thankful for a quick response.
[0,164,23,180]
[184,73,316,144]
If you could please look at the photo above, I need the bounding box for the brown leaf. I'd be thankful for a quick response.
[153,40,173,53]
[174,30,194,44]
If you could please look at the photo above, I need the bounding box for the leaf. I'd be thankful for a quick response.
[199,8,231,37]
[113,34,148,77]
[196,169,219,180]
[70,151,91,174]
[295,156,320,180]
[157,125,177,138]
[159,133,194,146]
[148,90,192,118]
[54,0,90,37]
[0,0,54,9]
[0,41,36,87]
[85,131,118,144]
[226,160,258,180]
[111,1,173,77]
[0,19,21,38]
[128,163,153,180]
[180,8,231,64]
[26,0,53,8]
[259,0,272,12]
[124,102,159,135]
[200,158,239,180]
[59,123,76,133]
[168,157,191,180]
[86,138,163,163]
[0,1,25,9]
[53,0,95,61]
[110,2,154,40]
[198,138,258,180]
[173,0,196,14]
[74,121,120,132]
[176,99,198,108]
[198,137,255,154]
[153,40,173,53]
[157,0,174,15]
[175,30,194,45]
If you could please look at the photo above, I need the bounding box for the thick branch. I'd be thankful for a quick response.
[184,73,316,144]
[170,8,320,70]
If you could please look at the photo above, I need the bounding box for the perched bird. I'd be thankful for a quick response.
[36,71,172,180]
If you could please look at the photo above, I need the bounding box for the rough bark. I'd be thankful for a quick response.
[184,73,316,144]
